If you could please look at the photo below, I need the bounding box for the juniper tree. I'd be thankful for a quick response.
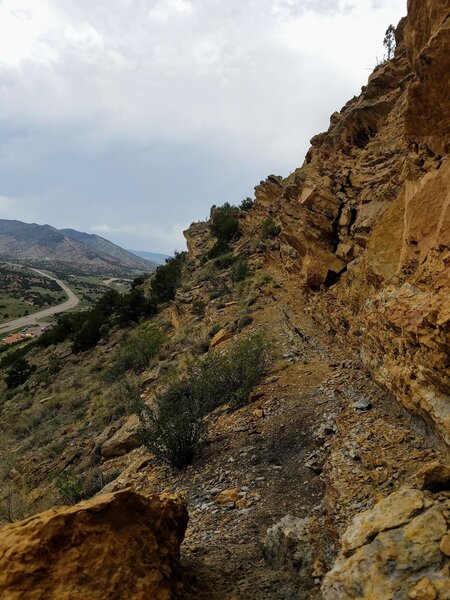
[384,24,396,60]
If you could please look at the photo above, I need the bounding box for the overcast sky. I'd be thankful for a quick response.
[0,0,406,253]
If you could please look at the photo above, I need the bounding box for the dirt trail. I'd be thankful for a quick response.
[106,268,442,599]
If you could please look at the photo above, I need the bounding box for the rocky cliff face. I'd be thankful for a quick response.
[241,0,450,449]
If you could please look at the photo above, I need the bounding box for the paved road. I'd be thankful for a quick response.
[0,269,80,335]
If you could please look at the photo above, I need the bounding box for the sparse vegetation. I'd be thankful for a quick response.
[230,258,250,282]
[5,357,35,389]
[52,468,119,505]
[234,314,254,332]
[383,24,396,60]
[214,253,237,269]
[192,300,206,317]
[208,323,222,338]
[0,487,31,524]
[132,332,270,468]
[106,324,165,381]
[239,197,255,212]
[261,216,281,239]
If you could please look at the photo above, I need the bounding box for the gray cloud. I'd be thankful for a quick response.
[0,0,406,252]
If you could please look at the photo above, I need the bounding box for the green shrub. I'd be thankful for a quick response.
[52,468,119,505]
[0,340,38,369]
[208,323,221,338]
[261,216,281,239]
[151,252,187,303]
[72,311,104,353]
[106,325,165,381]
[189,350,231,412]
[134,382,207,469]
[239,197,255,212]
[214,252,237,269]
[131,332,269,468]
[190,331,269,411]
[210,203,240,242]
[118,288,156,324]
[235,314,254,332]
[206,239,230,260]
[5,357,35,389]
[230,259,250,282]
[225,332,268,408]
[52,471,85,504]
[47,354,63,376]
[192,300,206,317]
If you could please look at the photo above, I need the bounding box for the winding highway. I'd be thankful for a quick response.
[0,269,80,335]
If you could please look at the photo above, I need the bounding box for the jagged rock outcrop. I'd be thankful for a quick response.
[322,487,450,599]
[263,515,324,580]
[184,221,213,260]
[0,490,188,600]
[100,415,141,459]
[238,0,450,448]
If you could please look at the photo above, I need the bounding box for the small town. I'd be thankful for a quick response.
[2,324,50,347]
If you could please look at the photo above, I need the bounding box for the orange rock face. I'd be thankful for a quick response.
[0,490,188,600]
[404,0,450,155]
[237,0,450,448]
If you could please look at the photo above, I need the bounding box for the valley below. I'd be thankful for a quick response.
[0,266,79,336]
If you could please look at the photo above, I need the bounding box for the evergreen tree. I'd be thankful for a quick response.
[384,24,396,60]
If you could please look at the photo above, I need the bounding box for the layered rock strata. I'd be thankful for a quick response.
[322,487,450,599]
[239,0,450,448]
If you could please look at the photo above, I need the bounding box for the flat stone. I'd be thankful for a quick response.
[408,578,437,600]
[210,328,231,349]
[215,488,239,506]
[341,489,425,554]
[353,398,372,411]
[439,534,450,557]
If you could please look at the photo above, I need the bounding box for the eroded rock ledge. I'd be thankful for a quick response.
[322,484,450,599]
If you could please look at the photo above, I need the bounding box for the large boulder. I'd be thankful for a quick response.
[262,515,325,580]
[0,490,188,600]
[100,414,141,459]
[322,488,450,599]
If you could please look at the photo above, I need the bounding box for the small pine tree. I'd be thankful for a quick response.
[383,25,396,60]
[5,357,35,389]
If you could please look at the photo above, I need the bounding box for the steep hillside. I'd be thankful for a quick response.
[0,1,448,599]
[0,220,156,275]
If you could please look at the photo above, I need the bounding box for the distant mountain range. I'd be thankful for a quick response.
[128,250,171,265]
[0,219,157,275]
